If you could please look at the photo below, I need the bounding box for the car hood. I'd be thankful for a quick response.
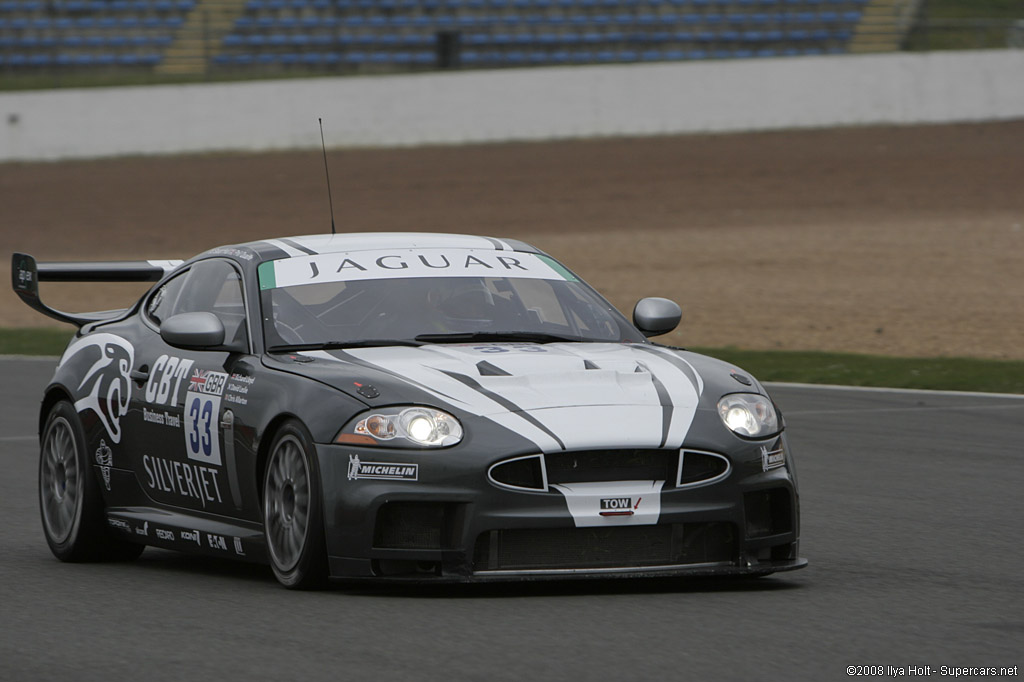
[294,343,707,452]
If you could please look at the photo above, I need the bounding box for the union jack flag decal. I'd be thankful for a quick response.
[188,369,228,396]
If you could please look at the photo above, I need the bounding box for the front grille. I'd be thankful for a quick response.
[545,449,677,485]
[473,522,736,572]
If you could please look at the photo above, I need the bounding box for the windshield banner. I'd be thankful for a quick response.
[259,249,574,290]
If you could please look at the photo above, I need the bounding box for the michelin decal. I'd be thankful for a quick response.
[94,440,113,491]
[347,455,418,481]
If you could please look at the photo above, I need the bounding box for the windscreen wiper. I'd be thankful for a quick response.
[414,331,582,344]
[267,339,422,353]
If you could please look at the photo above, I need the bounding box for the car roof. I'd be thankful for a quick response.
[205,233,544,264]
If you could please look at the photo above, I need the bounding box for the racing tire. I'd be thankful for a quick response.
[39,400,144,562]
[263,420,329,589]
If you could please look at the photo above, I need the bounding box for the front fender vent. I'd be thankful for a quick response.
[488,454,547,492]
[677,451,731,488]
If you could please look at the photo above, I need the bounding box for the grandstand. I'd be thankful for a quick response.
[0,0,194,69]
[0,0,1014,77]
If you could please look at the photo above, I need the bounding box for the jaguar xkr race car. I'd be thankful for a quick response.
[12,233,805,588]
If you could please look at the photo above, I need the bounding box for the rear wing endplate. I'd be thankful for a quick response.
[11,252,182,327]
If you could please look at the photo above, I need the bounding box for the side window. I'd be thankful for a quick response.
[147,260,249,352]
[147,272,187,325]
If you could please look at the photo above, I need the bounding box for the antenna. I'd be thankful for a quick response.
[318,118,337,236]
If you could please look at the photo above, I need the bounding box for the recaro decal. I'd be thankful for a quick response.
[59,333,135,444]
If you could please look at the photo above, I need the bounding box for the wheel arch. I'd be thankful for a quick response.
[255,412,314,506]
[39,385,74,439]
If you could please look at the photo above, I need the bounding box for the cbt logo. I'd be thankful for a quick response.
[144,354,195,406]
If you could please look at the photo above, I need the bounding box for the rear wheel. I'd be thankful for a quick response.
[263,420,328,589]
[39,400,143,562]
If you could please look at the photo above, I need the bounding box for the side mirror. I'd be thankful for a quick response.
[633,297,681,338]
[160,312,226,350]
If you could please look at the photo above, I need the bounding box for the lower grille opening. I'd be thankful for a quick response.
[473,522,736,572]
[744,488,793,538]
[755,542,798,562]
[374,502,452,550]
[373,560,441,577]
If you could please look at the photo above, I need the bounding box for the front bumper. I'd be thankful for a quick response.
[316,434,806,583]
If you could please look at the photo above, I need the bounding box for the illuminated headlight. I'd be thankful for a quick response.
[336,407,463,448]
[717,394,780,439]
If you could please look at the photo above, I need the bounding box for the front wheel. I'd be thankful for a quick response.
[263,420,328,589]
[39,400,143,562]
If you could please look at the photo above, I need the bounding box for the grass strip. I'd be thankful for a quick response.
[1,329,1021,395]
[0,328,74,356]
[689,347,1024,395]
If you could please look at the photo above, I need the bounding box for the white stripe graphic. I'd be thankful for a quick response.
[552,480,664,527]
[263,239,308,257]
[310,344,704,453]
[146,259,183,272]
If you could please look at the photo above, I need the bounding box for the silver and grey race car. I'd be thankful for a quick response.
[12,232,805,588]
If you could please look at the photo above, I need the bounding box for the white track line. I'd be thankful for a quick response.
[765,382,1024,400]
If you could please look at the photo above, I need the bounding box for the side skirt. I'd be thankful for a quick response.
[105,507,266,564]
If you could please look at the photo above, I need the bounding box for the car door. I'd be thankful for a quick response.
[130,258,255,523]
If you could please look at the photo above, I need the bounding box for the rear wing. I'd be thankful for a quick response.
[11,252,182,327]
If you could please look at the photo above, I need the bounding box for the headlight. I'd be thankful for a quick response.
[336,407,463,448]
[717,393,780,438]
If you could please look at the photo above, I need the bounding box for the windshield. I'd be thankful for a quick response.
[257,250,646,349]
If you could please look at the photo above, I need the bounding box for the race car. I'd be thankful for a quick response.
[12,233,805,588]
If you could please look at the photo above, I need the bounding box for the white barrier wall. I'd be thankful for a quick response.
[1,49,1023,161]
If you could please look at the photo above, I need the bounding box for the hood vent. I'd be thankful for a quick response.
[476,360,511,376]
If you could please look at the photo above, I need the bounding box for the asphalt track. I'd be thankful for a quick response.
[1,357,1021,681]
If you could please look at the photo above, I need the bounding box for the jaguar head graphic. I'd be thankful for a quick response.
[59,334,135,444]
